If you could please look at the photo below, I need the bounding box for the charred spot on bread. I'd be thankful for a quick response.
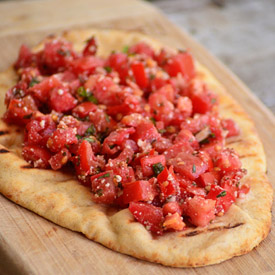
[0,148,9,153]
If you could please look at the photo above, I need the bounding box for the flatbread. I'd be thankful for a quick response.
[0,29,272,267]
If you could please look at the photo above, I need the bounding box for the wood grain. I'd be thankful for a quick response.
[0,0,274,274]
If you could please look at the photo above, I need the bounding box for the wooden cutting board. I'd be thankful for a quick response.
[0,0,274,274]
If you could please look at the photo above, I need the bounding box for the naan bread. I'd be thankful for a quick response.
[0,29,272,267]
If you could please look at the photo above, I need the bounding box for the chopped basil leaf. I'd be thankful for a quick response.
[84,137,96,143]
[192,164,196,173]
[104,113,110,123]
[76,134,82,140]
[122,45,129,53]
[158,128,166,134]
[149,74,155,80]
[57,49,70,56]
[86,124,96,135]
[98,173,110,179]
[96,188,103,197]
[109,144,115,149]
[217,190,227,198]
[29,78,40,87]
[62,151,67,156]
[104,66,112,73]
[152,162,164,176]
[150,117,156,125]
[210,132,216,138]
[211,98,217,104]
[77,86,98,104]
[23,113,33,119]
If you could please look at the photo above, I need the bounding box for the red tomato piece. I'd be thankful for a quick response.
[164,142,194,161]
[163,201,182,216]
[107,53,128,83]
[163,212,185,231]
[14,44,36,69]
[49,87,77,112]
[174,129,199,149]
[71,56,104,75]
[221,119,240,138]
[49,148,71,170]
[216,149,242,173]
[176,96,193,118]
[102,127,135,155]
[199,171,219,187]
[185,196,216,227]
[4,95,38,126]
[170,152,208,180]
[77,140,97,174]
[47,128,78,152]
[83,36,97,56]
[164,52,195,80]
[25,115,56,147]
[129,202,164,235]
[132,121,160,143]
[140,155,166,177]
[129,42,154,57]
[131,62,148,90]
[155,85,175,102]
[22,145,51,169]
[91,171,116,204]
[206,184,235,214]
[123,180,155,204]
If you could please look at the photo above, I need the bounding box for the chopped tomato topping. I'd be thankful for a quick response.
[4,37,247,235]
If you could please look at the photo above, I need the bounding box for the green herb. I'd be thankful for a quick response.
[104,113,110,123]
[217,191,227,198]
[192,181,197,186]
[122,45,129,53]
[96,188,103,197]
[152,163,164,176]
[158,129,166,134]
[86,124,96,135]
[84,137,96,143]
[23,113,33,119]
[57,49,70,56]
[62,151,67,156]
[149,74,155,80]
[98,173,110,179]
[192,164,196,173]
[211,98,217,104]
[77,86,98,104]
[150,117,156,125]
[76,134,82,140]
[29,78,40,87]
[109,144,115,149]
[104,66,112,73]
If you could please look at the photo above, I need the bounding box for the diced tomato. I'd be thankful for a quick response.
[5,81,28,106]
[180,114,209,134]
[29,75,63,102]
[129,202,164,235]
[129,42,154,57]
[174,129,199,149]
[170,152,208,180]
[71,56,104,75]
[197,150,213,171]
[201,140,223,160]
[91,171,116,204]
[132,121,160,143]
[163,212,185,231]
[140,155,166,177]
[152,137,173,153]
[49,87,77,112]
[216,149,242,173]
[22,145,51,169]
[164,52,195,80]
[185,196,216,227]
[49,148,71,170]
[155,85,175,102]
[176,96,193,118]
[221,119,240,138]
[150,77,168,92]
[238,184,250,198]
[4,95,38,126]
[107,53,128,83]
[25,115,56,147]
[199,171,219,187]
[40,39,76,73]
[47,128,78,152]
[157,166,179,200]
[89,109,114,134]
[131,62,148,90]
[123,180,155,204]
[83,36,97,56]
[149,93,174,126]
[14,44,36,69]
[163,201,182,216]
[177,175,206,198]
[102,127,135,155]
[164,142,193,163]
[206,185,235,214]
